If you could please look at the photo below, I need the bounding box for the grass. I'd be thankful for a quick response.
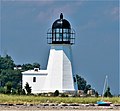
[0,94,119,104]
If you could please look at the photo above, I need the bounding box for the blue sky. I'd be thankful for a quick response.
[0,0,119,95]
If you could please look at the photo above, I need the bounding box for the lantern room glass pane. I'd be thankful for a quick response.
[56,33,59,41]
[60,28,62,33]
[50,28,74,44]
[63,29,68,33]
[59,33,62,41]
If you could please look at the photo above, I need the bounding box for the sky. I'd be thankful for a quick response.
[0,0,119,95]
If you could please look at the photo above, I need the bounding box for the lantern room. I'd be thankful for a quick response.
[47,13,75,44]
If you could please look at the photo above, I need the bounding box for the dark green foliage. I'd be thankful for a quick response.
[61,93,68,97]
[22,89,26,95]
[22,62,40,71]
[54,90,59,96]
[104,87,113,97]
[0,55,22,89]
[5,81,12,94]
[0,69,22,88]
[84,84,91,94]
[11,88,17,95]
[16,83,22,95]
[0,87,5,94]
[22,64,34,71]
[76,74,92,94]
[0,55,22,94]
[24,82,31,95]
[33,63,40,69]
[76,75,86,90]
[95,91,99,97]
[0,55,41,95]
[0,55,15,70]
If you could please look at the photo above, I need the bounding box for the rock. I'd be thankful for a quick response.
[43,103,49,106]
[85,104,90,107]
[61,103,68,106]
[8,104,13,106]
[0,104,8,106]
[29,104,33,106]
[49,103,56,106]
[15,103,24,105]
[89,103,95,106]
[114,104,120,106]
[69,103,79,106]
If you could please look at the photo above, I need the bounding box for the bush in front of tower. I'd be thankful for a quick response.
[24,82,32,95]
[54,90,59,96]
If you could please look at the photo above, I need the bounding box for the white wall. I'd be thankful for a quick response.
[22,70,47,93]
[46,44,78,93]
[22,44,78,94]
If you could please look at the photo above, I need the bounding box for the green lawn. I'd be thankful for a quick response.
[0,94,119,104]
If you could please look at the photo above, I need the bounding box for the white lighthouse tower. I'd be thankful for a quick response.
[45,13,78,93]
[22,13,78,94]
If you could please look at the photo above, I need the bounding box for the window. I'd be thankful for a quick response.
[33,77,36,82]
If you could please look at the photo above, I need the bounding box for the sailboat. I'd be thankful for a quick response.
[97,75,112,106]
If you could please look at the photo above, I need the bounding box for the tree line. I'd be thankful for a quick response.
[0,55,40,94]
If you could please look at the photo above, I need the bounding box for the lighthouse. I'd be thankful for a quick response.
[22,13,78,93]
[45,13,78,93]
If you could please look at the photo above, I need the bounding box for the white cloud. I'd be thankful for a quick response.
[111,7,119,15]
[111,7,119,19]
[36,1,83,23]
[104,6,119,20]
[2,0,55,6]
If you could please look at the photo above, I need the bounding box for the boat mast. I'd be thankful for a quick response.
[102,75,108,100]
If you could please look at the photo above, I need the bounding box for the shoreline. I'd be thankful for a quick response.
[0,103,120,110]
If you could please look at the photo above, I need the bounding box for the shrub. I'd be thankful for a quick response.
[5,81,12,94]
[104,87,113,97]
[54,90,59,96]
[24,82,31,95]
[0,87,5,94]
[61,93,69,97]
[22,89,26,95]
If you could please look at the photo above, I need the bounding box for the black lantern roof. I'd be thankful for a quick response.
[52,13,71,29]
[47,13,75,45]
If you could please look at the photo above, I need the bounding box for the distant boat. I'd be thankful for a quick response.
[97,100,112,106]
[97,75,112,106]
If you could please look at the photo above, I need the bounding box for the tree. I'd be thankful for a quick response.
[76,75,86,90]
[22,63,40,71]
[5,81,12,94]
[0,54,41,95]
[84,84,91,94]
[16,83,22,95]
[22,89,26,95]
[76,74,94,95]
[0,87,5,94]
[24,82,31,95]
[0,69,22,88]
[0,55,15,70]
[22,64,34,71]
[104,87,113,97]
[33,63,40,69]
